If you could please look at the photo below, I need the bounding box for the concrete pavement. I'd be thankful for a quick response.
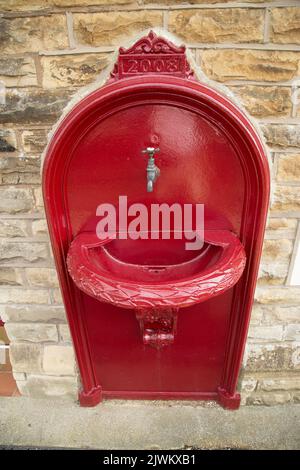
[0,397,299,449]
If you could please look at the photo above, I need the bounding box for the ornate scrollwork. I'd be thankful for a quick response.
[110,30,194,80]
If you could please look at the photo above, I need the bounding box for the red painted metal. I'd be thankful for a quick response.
[42,32,270,409]
[135,307,178,349]
[67,229,246,309]
[67,226,246,350]
[110,30,194,81]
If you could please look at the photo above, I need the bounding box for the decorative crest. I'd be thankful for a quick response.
[110,31,194,80]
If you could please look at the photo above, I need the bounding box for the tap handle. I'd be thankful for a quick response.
[142,147,160,158]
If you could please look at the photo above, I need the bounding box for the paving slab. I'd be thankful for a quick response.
[0,397,299,449]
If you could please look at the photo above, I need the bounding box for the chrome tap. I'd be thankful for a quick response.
[142,147,160,192]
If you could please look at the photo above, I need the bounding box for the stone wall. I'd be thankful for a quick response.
[0,0,299,406]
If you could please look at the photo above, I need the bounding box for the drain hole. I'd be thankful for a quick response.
[145,266,167,274]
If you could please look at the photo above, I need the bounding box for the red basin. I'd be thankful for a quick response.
[67,230,246,309]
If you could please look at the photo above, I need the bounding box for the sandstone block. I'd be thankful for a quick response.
[230,86,292,118]
[0,188,34,214]
[73,11,163,47]
[2,305,66,323]
[267,219,295,230]
[9,342,43,373]
[0,0,132,8]
[258,267,289,285]
[266,218,297,239]
[41,53,111,88]
[0,15,68,54]
[6,167,43,186]
[246,391,291,406]
[258,239,293,284]
[258,376,300,392]
[0,57,37,88]
[272,185,300,212]
[53,0,132,5]
[0,241,49,264]
[0,0,130,9]
[284,324,300,342]
[21,129,48,154]
[245,343,300,371]
[5,322,58,343]
[17,374,77,399]
[252,304,300,324]
[247,325,283,342]
[143,0,267,3]
[0,267,23,286]
[201,50,300,82]
[262,124,300,149]
[169,9,264,44]
[1,172,41,185]
[0,155,40,174]
[0,0,50,10]
[43,345,76,375]
[255,287,300,305]
[0,88,76,125]
[0,219,28,238]
[26,268,59,288]
[0,288,49,304]
[261,239,293,263]
[270,7,300,45]
[277,154,300,182]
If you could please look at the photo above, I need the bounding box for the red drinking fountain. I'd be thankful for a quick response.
[42,32,269,408]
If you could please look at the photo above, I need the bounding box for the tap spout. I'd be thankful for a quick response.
[142,147,160,193]
[147,180,153,192]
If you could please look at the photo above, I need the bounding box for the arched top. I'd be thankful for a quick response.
[43,75,270,187]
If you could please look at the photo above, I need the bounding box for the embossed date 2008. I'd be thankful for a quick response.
[121,56,183,75]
